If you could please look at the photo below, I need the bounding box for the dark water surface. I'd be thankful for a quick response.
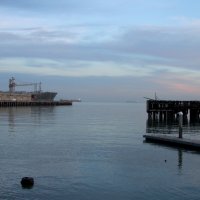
[1,102,200,200]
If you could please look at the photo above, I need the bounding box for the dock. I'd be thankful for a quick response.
[143,134,200,150]
[145,99,200,150]
[0,100,72,107]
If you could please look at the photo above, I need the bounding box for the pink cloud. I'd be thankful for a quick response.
[171,83,199,93]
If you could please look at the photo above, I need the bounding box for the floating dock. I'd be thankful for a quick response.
[143,134,200,150]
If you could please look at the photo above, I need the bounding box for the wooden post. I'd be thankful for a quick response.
[178,112,183,138]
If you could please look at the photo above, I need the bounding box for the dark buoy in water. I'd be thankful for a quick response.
[21,177,34,188]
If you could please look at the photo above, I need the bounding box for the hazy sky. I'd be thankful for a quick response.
[0,0,200,101]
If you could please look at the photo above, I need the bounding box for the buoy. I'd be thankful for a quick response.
[21,177,34,188]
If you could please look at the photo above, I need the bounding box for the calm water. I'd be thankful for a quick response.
[1,102,200,200]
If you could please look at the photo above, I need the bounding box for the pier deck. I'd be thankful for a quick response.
[143,134,200,150]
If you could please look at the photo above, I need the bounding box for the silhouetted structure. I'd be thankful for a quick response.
[147,100,200,122]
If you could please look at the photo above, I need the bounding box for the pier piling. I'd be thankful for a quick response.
[147,100,200,122]
[178,112,183,138]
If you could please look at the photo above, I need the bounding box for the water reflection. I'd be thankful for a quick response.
[0,106,56,133]
[8,108,15,131]
[178,149,183,171]
[146,117,200,137]
[145,117,200,174]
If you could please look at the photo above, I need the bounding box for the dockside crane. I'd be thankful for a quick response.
[9,77,42,93]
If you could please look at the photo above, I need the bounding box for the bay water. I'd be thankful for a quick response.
[1,102,200,200]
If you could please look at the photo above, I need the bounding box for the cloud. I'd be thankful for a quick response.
[1,23,200,69]
[0,0,169,12]
[0,0,180,28]
[0,57,154,77]
[1,4,200,80]
[0,22,200,82]
[105,24,200,69]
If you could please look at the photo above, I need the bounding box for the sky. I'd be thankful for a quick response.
[0,0,200,101]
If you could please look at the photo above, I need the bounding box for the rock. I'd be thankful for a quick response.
[21,177,34,188]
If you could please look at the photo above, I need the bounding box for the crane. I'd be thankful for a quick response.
[143,92,159,101]
[9,77,41,93]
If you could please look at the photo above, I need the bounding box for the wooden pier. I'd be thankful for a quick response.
[0,100,72,107]
[143,134,200,150]
[147,100,200,121]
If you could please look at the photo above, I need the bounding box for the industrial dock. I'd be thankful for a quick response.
[0,77,72,107]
